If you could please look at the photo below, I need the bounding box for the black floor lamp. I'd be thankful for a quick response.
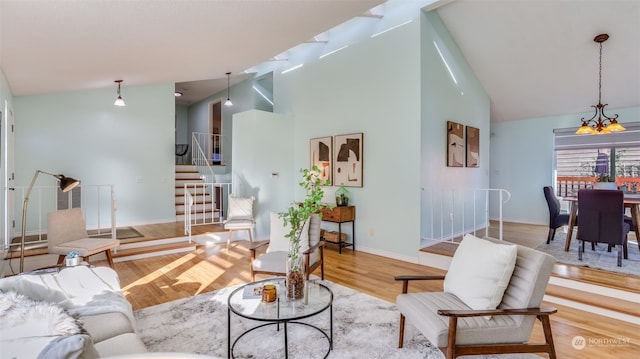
[20,170,80,272]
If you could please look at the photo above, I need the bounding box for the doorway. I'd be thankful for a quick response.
[209,100,222,165]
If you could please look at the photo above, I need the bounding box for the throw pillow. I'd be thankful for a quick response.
[443,234,517,315]
[267,212,291,253]
[227,196,254,220]
[266,212,311,253]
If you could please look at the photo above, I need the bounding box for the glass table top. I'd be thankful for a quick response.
[228,277,333,322]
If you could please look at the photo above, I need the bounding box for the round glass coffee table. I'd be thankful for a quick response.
[227,277,333,359]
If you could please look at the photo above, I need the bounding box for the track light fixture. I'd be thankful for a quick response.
[114,80,126,107]
[224,72,233,106]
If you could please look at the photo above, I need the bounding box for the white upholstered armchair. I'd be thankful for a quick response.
[395,234,557,359]
[248,212,324,281]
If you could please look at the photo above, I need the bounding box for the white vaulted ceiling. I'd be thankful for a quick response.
[1,0,638,123]
[0,0,383,96]
[436,0,640,122]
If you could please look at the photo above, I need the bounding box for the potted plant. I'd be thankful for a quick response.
[335,184,349,206]
[594,173,618,190]
[280,166,328,300]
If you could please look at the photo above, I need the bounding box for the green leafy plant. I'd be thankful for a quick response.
[280,166,329,266]
[596,173,615,182]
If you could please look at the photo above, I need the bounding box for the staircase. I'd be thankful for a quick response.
[111,164,213,263]
[175,164,217,222]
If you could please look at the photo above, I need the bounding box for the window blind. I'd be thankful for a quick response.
[554,121,640,150]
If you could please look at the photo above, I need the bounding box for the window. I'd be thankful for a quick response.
[553,122,640,196]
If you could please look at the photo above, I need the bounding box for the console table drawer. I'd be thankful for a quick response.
[321,205,355,222]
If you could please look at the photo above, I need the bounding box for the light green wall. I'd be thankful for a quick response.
[232,110,294,237]
[0,68,15,245]
[490,106,640,225]
[175,104,189,144]
[13,83,176,226]
[187,78,256,172]
[272,10,422,261]
[420,11,490,239]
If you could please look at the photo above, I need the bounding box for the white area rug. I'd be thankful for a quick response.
[134,280,537,359]
[537,231,640,276]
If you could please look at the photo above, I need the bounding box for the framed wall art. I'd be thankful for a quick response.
[310,136,333,185]
[333,133,363,187]
[465,126,479,167]
[446,121,464,167]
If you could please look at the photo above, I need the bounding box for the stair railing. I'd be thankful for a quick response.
[191,132,219,183]
[183,182,233,241]
[8,184,117,250]
[422,188,511,244]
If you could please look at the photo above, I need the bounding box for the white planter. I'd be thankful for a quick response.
[66,257,80,267]
[594,182,618,190]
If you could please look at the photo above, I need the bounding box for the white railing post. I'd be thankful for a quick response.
[423,188,511,244]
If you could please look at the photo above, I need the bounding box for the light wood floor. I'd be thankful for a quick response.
[94,221,639,359]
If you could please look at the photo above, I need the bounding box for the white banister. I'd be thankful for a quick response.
[183,181,232,241]
[192,132,223,183]
[423,188,511,244]
[8,184,117,249]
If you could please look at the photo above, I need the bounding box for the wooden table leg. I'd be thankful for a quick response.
[564,200,578,251]
[628,203,640,251]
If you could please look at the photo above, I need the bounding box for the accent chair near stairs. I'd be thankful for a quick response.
[47,208,119,267]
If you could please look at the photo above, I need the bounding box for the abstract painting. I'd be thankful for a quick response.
[310,136,333,185]
[447,121,464,167]
[466,126,479,167]
[334,133,363,187]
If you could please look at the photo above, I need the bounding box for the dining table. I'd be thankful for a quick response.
[563,193,640,251]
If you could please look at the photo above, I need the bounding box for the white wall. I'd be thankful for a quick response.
[187,78,256,172]
[272,10,423,261]
[420,11,491,240]
[490,106,640,225]
[0,68,15,253]
[232,110,294,238]
[13,83,176,227]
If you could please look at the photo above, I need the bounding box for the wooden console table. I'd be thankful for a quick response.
[320,205,355,254]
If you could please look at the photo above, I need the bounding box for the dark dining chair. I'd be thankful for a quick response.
[543,186,572,244]
[576,189,630,267]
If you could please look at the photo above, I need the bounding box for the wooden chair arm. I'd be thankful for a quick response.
[394,275,446,281]
[394,275,446,294]
[437,307,558,318]
[303,240,324,255]
[248,240,270,251]
[247,240,270,262]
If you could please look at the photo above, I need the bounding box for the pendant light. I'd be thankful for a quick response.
[224,72,233,106]
[576,34,624,135]
[114,80,126,107]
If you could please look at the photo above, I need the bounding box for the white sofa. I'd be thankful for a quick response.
[0,265,147,358]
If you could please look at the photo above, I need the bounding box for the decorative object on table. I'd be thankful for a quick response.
[310,136,333,186]
[335,184,349,206]
[333,133,363,187]
[20,170,80,272]
[576,34,625,135]
[594,173,618,189]
[261,283,277,303]
[65,251,80,267]
[446,121,464,167]
[280,166,329,300]
[465,126,479,167]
